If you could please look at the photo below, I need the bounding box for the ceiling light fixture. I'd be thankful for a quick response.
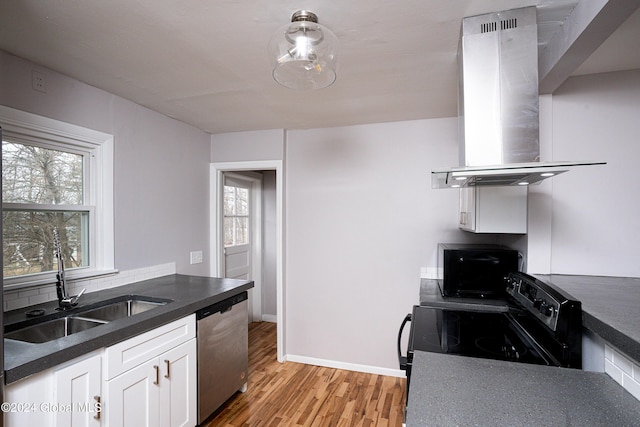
[268,10,339,90]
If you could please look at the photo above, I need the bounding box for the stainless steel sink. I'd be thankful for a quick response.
[4,295,171,344]
[77,298,168,322]
[4,317,106,344]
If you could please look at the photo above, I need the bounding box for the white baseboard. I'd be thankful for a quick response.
[285,354,406,378]
[261,314,277,323]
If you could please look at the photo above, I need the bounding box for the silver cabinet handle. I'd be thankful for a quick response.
[93,395,101,420]
[462,211,469,225]
[153,365,159,385]
[164,359,170,379]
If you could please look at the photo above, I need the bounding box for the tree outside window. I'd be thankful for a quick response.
[2,140,89,278]
[223,184,249,247]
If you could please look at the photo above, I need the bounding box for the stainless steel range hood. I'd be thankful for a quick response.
[432,6,604,189]
[431,160,604,188]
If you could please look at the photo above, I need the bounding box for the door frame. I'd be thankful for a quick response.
[221,171,262,322]
[210,160,284,362]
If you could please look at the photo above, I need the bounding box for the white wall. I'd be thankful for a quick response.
[530,70,640,277]
[0,50,211,276]
[284,118,481,372]
[210,129,284,162]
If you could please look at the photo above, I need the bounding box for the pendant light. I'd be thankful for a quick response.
[268,10,339,90]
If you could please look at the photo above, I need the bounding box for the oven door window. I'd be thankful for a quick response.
[411,306,551,365]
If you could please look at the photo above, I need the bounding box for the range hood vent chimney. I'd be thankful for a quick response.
[432,6,604,189]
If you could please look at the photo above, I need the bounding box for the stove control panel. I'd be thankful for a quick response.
[506,273,560,331]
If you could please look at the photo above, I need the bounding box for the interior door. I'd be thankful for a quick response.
[223,175,252,282]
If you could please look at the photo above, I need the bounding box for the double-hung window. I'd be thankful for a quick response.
[1,106,114,289]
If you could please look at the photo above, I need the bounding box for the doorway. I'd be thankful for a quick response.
[210,161,284,362]
[222,171,262,322]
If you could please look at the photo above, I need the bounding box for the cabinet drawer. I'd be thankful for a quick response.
[104,315,195,380]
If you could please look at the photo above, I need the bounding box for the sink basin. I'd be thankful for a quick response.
[4,317,105,344]
[4,296,171,344]
[76,297,169,322]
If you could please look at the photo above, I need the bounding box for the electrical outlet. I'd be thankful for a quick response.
[190,251,203,265]
[32,70,46,93]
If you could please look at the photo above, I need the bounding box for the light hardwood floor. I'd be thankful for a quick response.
[203,322,406,427]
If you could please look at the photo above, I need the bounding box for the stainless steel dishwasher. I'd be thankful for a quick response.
[197,291,248,424]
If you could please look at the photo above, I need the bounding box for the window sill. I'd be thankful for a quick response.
[3,269,119,292]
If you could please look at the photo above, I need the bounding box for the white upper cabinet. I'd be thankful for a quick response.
[459,186,527,234]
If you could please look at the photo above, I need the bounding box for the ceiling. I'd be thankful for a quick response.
[1,1,638,134]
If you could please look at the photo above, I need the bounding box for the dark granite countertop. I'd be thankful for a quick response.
[534,275,640,363]
[3,274,253,384]
[406,350,640,426]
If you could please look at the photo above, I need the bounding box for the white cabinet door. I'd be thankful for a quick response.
[459,186,527,233]
[104,358,161,427]
[4,369,53,427]
[105,339,196,427]
[159,339,197,427]
[54,353,102,427]
[5,351,102,427]
[103,317,196,427]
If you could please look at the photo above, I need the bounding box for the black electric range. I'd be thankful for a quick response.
[398,272,582,400]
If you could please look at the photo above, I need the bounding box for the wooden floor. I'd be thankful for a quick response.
[203,322,406,427]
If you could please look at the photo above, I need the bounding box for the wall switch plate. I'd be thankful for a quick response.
[190,251,203,264]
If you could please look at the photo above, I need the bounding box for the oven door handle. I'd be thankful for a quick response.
[397,313,412,371]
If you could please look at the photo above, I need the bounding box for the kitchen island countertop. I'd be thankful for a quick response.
[4,274,253,384]
[406,350,640,426]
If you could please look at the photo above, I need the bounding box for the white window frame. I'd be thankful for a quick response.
[223,175,252,248]
[1,105,115,290]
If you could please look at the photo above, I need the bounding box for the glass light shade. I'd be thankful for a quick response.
[268,12,339,90]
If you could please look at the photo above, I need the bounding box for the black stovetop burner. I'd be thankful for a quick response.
[409,305,554,366]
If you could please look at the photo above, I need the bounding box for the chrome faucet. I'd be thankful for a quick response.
[59,287,86,310]
[53,228,85,310]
